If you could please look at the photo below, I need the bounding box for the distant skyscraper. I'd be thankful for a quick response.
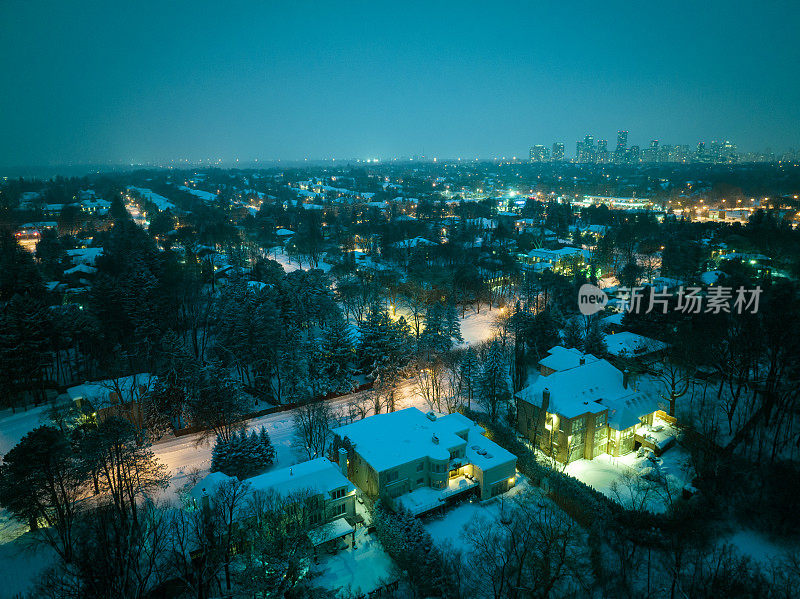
[629,145,641,163]
[597,139,609,163]
[575,140,584,163]
[616,130,628,152]
[578,134,596,163]
[552,142,565,162]
[529,144,549,162]
[614,130,628,163]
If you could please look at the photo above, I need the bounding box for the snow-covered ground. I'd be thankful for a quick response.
[310,503,397,598]
[0,405,50,456]
[268,247,333,273]
[564,446,693,513]
[724,529,795,566]
[0,534,56,599]
[458,307,501,347]
[424,476,536,552]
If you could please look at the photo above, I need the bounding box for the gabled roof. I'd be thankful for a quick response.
[519,348,662,428]
[539,346,598,373]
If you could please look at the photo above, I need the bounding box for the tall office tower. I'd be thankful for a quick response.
[597,139,609,163]
[696,141,706,162]
[614,130,628,163]
[575,140,585,162]
[616,130,628,152]
[552,142,565,162]
[584,134,595,162]
[629,145,641,163]
[721,140,738,163]
[529,145,549,162]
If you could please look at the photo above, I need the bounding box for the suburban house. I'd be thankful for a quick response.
[518,247,586,274]
[189,457,358,550]
[331,407,517,516]
[67,373,155,425]
[516,346,663,464]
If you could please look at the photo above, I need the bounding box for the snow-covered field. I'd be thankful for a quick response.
[564,446,694,513]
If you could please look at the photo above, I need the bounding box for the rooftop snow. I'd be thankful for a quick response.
[538,346,598,373]
[604,332,669,358]
[332,408,515,473]
[519,354,658,427]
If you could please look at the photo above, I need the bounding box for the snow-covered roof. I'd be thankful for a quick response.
[244,457,354,498]
[519,355,658,427]
[127,187,175,211]
[391,237,437,249]
[66,247,104,266]
[66,373,155,410]
[599,312,624,329]
[539,346,598,373]
[700,270,723,285]
[527,247,583,261]
[604,332,669,358]
[188,457,354,503]
[308,518,354,546]
[275,228,294,236]
[178,185,217,203]
[64,264,97,276]
[332,408,515,474]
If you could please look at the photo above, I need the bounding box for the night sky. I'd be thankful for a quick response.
[1,0,799,166]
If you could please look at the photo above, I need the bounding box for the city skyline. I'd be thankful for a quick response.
[2,1,800,167]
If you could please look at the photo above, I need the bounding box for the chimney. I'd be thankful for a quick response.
[542,388,551,410]
[338,448,348,477]
[623,369,629,389]
[579,355,586,366]
[289,468,293,476]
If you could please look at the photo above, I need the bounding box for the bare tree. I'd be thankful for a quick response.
[464,492,590,599]
[292,399,337,460]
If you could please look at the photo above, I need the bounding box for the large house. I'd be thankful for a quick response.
[332,408,517,515]
[516,347,662,464]
[189,457,358,549]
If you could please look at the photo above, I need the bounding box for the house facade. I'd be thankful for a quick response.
[332,408,517,515]
[516,346,662,464]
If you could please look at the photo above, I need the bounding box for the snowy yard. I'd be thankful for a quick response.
[724,529,796,566]
[424,476,537,551]
[564,446,694,513]
[309,527,397,597]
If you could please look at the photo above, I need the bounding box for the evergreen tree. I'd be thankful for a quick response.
[420,302,450,354]
[459,347,481,409]
[477,339,511,421]
[445,298,463,345]
[321,314,356,394]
